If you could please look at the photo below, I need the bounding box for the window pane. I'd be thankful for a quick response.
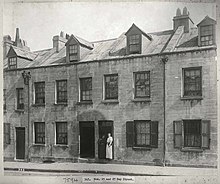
[80,78,92,101]
[200,25,213,46]
[35,82,45,104]
[57,80,67,103]
[56,122,68,145]
[17,88,24,109]
[105,75,118,100]
[129,35,140,54]
[8,57,17,69]
[35,122,45,144]
[135,72,150,98]
[135,121,151,146]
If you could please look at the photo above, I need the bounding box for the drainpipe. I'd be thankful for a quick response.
[161,56,168,167]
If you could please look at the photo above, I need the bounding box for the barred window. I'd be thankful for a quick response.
[34,122,45,144]
[16,88,24,110]
[35,82,45,104]
[134,71,150,98]
[200,25,214,46]
[69,44,78,62]
[8,57,17,69]
[4,123,10,144]
[104,74,118,100]
[56,80,67,103]
[129,34,141,54]
[80,78,92,101]
[56,122,68,145]
[183,67,202,97]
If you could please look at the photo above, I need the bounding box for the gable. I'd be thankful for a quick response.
[6,47,17,58]
[197,16,216,27]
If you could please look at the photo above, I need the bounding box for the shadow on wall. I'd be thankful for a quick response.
[77,110,106,121]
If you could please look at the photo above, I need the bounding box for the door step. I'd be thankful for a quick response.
[43,156,55,163]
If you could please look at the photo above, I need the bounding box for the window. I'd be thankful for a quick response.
[56,122,68,145]
[34,122,45,144]
[3,89,6,110]
[126,120,158,148]
[104,74,118,100]
[128,34,141,54]
[69,44,78,62]
[134,71,150,98]
[183,67,202,97]
[8,57,17,69]
[4,123,10,144]
[174,120,210,149]
[56,80,67,103]
[35,82,45,104]
[16,88,24,110]
[80,78,92,101]
[200,25,214,46]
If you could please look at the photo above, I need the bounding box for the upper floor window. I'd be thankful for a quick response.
[34,82,45,105]
[126,120,158,148]
[183,67,202,97]
[104,74,118,100]
[4,123,10,144]
[128,34,141,54]
[56,122,68,145]
[69,44,78,62]
[80,77,92,101]
[8,57,17,69]
[3,89,6,110]
[174,120,210,149]
[134,71,150,98]
[16,88,24,110]
[56,80,67,104]
[200,25,214,46]
[34,122,45,144]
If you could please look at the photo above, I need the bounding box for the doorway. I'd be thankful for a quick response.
[16,127,25,160]
[79,122,95,158]
[98,121,114,159]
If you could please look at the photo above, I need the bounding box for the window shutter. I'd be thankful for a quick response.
[173,121,182,148]
[126,121,134,147]
[4,123,10,144]
[150,121,158,148]
[201,120,210,149]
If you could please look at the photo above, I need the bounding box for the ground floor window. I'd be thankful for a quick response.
[174,119,210,149]
[126,120,158,148]
[34,122,45,144]
[56,122,68,145]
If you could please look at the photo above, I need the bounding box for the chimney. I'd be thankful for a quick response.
[15,28,22,47]
[53,31,67,52]
[3,35,13,59]
[173,7,194,33]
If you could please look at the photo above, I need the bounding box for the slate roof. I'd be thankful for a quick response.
[9,46,37,61]
[4,19,216,70]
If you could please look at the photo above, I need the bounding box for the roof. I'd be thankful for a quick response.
[8,46,37,61]
[4,17,216,70]
[197,16,216,26]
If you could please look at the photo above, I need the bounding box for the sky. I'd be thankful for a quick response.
[3,1,216,51]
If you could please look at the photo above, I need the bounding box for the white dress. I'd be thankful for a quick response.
[106,136,113,159]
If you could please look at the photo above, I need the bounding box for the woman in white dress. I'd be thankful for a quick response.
[106,133,113,160]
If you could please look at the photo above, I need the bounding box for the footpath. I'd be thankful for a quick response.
[4,161,218,176]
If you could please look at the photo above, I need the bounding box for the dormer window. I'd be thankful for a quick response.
[69,44,78,62]
[200,25,213,46]
[8,57,17,69]
[128,34,141,54]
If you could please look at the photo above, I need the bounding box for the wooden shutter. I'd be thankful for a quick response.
[201,120,210,149]
[4,123,10,144]
[150,121,158,148]
[126,121,134,147]
[173,121,182,148]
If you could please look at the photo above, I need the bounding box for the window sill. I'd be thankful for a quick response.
[132,98,151,102]
[76,101,93,105]
[132,147,152,151]
[54,144,69,148]
[15,109,24,113]
[181,96,203,100]
[181,148,203,152]
[32,144,46,147]
[32,104,45,107]
[101,99,119,104]
[54,103,68,106]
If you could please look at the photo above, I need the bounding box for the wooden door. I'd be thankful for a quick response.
[16,127,25,159]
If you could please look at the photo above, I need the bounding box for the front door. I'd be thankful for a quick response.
[16,127,25,159]
[98,121,114,159]
[79,122,95,158]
